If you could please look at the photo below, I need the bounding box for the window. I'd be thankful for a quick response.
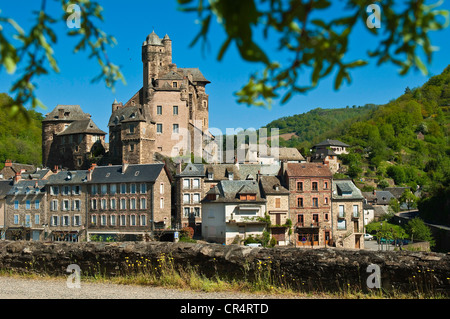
[312,214,319,226]
[101,184,107,195]
[184,207,190,217]
[101,215,107,226]
[337,219,346,230]
[353,205,359,217]
[110,215,117,226]
[25,215,31,227]
[298,214,304,226]
[183,194,190,204]
[160,182,164,194]
[140,215,146,226]
[91,199,97,210]
[130,143,135,152]
[130,183,136,194]
[120,198,126,210]
[14,200,19,210]
[194,207,200,217]
[51,186,59,195]
[14,215,19,225]
[275,197,281,208]
[91,215,97,226]
[63,186,70,195]
[101,198,107,210]
[140,183,146,194]
[193,193,200,204]
[50,200,58,211]
[130,198,137,210]
[26,200,31,210]
[324,181,328,189]
[173,124,179,134]
[91,185,98,195]
[110,198,116,210]
[192,179,200,189]
[63,215,70,226]
[312,198,318,207]
[172,81,177,88]
[324,197,329,205]
[73,185,81,195]
[74,215,81,226]
[35,214,40,225]
[140,198,146,210]
[52,216,59,226]
[129,124,135,134]
[63,200,70,211]
[120,215,126,226]
[120,183,126,194]
[312,182,318,191]
[324,213,329,221]
[74,200,81,211]
[160,198,164,209]
[110,184,117,195]
[296,182,303,191]
[130,215,136,226]
[157,123,163,133]
[173,105,178,115]
[339,205,345,218]
[157,105,162,115]
[297,197,303,208]
[183,179,190,189]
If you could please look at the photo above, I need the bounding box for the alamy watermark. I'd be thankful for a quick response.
[66,264,81,289]
[66,4,81,29]
[366,3,381,29]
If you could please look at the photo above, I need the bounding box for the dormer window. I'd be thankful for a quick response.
[240,194,256,201]
[172,81,178,88]
[208,172,213,180]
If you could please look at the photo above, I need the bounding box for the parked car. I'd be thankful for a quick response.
[364,233,374,241]
[245,243,262,247]
[379,238,395,244]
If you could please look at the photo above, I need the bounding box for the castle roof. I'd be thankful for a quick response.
[109,105,148,126]
[145,31,163,46]
[178,68,210,83]
[43,105,91,122]
[57,119,106,136]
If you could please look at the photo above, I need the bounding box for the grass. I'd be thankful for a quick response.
[0,253,447,299]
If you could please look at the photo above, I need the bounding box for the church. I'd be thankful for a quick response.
[42,31,216,170]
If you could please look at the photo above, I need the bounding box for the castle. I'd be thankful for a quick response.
[42,31,214,170]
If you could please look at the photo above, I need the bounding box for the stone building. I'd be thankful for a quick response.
[42,105,107,170]
[108,31,214,164]
[332,180,365,249]
[46,169,90,242]
[86,163,172,241]
[281,162,333,248]
[4,171,50,241]
[259,175,291,245]
[202,180,267,245]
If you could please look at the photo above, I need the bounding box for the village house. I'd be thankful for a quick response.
[4,170,50,241]
[281,162,333,248]
[0,180,13,239]
[259,175,291,245]
[332,180,365,249]
[46,168,90,242]
[201,179,267,245]
[86,163,172,241]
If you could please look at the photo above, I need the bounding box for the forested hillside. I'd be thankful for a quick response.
[263,65,450,224]
[0,93,43,168]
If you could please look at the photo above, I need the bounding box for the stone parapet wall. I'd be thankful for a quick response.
[0,241,448,295]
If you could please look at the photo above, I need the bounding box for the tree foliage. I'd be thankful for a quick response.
[178,0,449,107]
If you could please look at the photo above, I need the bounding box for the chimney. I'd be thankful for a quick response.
[53,165,59,173]
[4,160,12,167]
[58,108,64,119]
[177,162,182,175]
[373,189,376,196]
[13,171,21,184]
[122,161,128,174]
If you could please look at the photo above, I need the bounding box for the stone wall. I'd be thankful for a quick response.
[0,241,448,295]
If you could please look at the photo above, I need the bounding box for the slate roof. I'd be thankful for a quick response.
[46,170,89,185]
[89,164,165,184]
[284,163,332,177]
[259,176,289,195]
[332,180,364,200]
[277,147,305,161]
[7,180,48,196]
[160,71,185,80]
[314,139,350,148]
[43,105,90,122]
[362,190,395,206]
[383,187,409,199]
[109,105,148,127]
[0,163,36,180]
[0,180,13,199]
[177,163,204,177]
[57,119,106,136]
[205,180,265,203]
[204,164,261,181]
[178,68,210,83]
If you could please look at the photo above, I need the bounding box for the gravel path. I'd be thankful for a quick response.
[0,276,301,299]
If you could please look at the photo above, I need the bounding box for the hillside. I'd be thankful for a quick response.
[0,93,43,169]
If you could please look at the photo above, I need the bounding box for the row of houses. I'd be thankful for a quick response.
[0,142,373,249]
[0,162,171,242]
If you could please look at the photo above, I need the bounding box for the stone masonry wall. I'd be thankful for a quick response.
[0,241,448,295]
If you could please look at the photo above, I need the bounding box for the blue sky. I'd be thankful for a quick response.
[0,0,449,139]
